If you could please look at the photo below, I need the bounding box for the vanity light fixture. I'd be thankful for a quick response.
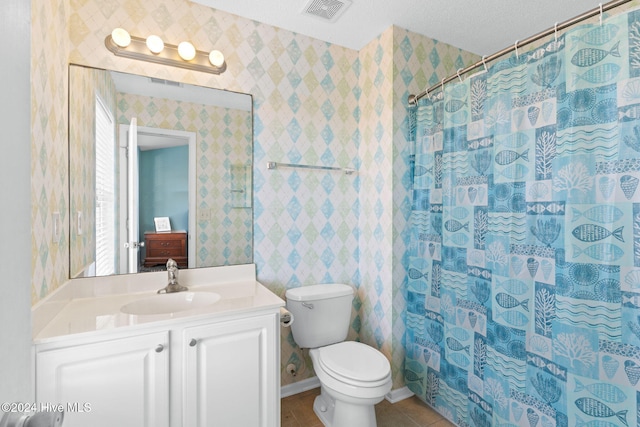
[105,28,227,75]
[111,28,131,48]
[177,41,196,61]
[146,35,164,54]
[209,50,225,68]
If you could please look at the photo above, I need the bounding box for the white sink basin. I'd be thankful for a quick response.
[120,292,221,315]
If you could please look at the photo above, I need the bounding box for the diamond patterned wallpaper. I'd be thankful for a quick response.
[31,0,70,301]
[31,0,477,391]
[358,26,479,389]
[359,27,395,374]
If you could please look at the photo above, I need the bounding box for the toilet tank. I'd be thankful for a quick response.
[285,284,353,349]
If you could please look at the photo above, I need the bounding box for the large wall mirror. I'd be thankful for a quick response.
[69,64,253,278]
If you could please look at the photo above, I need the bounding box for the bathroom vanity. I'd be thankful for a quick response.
[32,264,283,427]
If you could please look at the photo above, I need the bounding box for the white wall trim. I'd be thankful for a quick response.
[0,0,32,403]
[280,376,321,398]
[385,386,414,403]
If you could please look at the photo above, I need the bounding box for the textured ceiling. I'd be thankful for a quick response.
[191,0,607,54]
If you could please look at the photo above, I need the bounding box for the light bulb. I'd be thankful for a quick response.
[111,28,131,48]
[146,35,164,54]
[178,41,196,61]
[209,50,224,67]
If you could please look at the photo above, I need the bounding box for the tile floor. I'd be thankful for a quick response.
[281,388,456,427]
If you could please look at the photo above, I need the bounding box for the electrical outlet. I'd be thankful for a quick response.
[77,211,83,235]
[197,208,211,221]
[52,212,61,243]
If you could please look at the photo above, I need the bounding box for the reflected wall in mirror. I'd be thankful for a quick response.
[69,64,253,278]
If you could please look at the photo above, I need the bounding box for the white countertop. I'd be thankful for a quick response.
[32,264,285,343]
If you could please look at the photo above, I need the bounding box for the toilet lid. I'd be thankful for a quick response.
[317,341,390,383]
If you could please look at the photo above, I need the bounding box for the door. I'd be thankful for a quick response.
[183,314,280,427]
[36,331,170,427]
[127,117,140,273]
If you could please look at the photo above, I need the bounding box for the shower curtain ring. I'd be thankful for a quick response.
[456,68,463,83]
[514,40,519,59]
[599,3,603,26]
[441,77,445,98]
[554,22,558,42]
[482,55,488,72]
[423,83,433,102]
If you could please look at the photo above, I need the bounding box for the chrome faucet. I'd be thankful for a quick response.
[157,258,188,293]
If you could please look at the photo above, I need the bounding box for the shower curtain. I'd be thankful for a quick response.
[405,7,640,427]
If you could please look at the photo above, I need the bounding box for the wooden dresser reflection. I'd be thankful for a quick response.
[144,231,188,268]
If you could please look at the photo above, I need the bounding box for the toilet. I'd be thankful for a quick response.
[286,284,392,427]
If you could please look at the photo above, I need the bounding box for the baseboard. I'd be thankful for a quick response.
[281,378,414,404]
[280,376,321,398]
[385,386,415,403]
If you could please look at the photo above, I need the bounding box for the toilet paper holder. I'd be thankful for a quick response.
[280,307,294,327]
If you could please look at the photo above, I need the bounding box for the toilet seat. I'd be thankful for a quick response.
[316,341,391,388]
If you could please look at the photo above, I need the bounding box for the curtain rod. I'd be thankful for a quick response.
[408,0,633,105]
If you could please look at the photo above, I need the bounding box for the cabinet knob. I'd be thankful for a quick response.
[155,344,164,353]
[189,338,197,347]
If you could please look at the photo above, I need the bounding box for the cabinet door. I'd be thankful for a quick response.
[183,314,279,427]
[36,331,169,427]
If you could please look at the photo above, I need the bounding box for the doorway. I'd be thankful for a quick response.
[119,125,196,273]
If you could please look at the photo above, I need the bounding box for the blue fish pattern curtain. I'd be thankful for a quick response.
[406,7,640,427]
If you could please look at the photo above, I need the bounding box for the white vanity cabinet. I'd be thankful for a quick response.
[183,313,279,427]
[36,331,170,427]
[35,309,281,427]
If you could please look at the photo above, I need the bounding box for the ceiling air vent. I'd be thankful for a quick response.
[302,0,352,22]
[149,77,182,87]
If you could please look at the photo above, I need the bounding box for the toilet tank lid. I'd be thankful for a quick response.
[286,284,353,301]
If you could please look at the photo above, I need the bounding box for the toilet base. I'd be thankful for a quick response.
[313,392,334,427]
[313,387,378,427]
